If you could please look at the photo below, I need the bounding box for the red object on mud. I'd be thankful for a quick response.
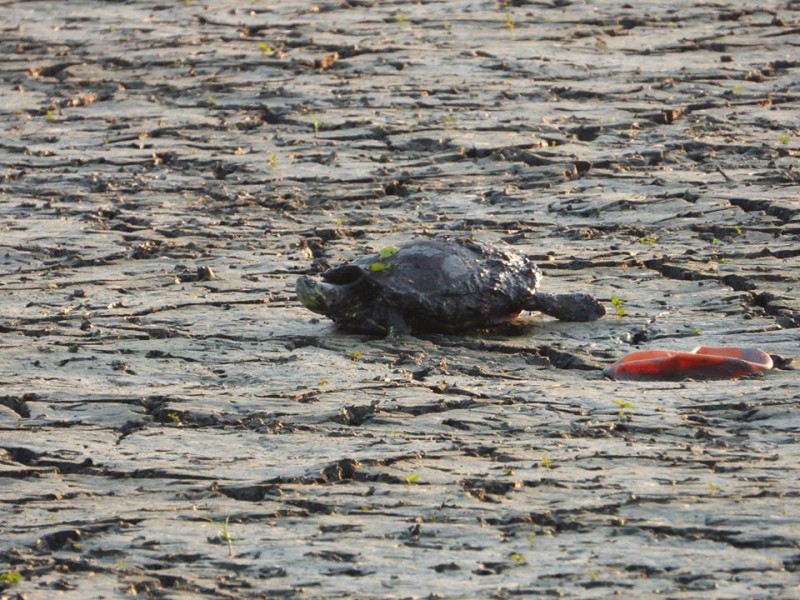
[603,346,773,381]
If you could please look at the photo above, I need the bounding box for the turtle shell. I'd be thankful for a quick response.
[297,238,542,334]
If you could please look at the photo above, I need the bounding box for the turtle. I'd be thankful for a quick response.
[295,237,605,335]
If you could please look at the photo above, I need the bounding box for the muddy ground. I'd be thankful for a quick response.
[1,0,799,598]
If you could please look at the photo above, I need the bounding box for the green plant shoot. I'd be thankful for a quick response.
[613,399,634,417]
[505,14,515,35]
[610,295,625,317]
[378,246,399,259]
[220,516,233,557]
[0,571,22,585]
[369,261,392,272]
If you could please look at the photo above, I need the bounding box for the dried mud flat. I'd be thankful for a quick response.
[1,0,799,598]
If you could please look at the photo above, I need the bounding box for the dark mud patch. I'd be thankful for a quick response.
[1,1,798,598]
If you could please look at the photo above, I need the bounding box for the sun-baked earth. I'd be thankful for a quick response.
[0,1,798,598]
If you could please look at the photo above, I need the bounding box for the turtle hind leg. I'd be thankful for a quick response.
[526,292,606,322]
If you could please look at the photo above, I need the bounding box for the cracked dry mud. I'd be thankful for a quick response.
[1,1,799,598]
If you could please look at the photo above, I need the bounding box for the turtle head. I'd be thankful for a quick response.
[296,276,337,314]
[297,265,394,333]
[296,265,365,315]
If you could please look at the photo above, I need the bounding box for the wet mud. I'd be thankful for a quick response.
[1,0,799,598]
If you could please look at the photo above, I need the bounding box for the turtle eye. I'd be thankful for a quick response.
[322,264,364,285]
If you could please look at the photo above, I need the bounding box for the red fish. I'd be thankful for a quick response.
[603,346,773,381]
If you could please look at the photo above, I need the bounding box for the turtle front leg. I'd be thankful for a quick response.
[384,308,413,337]
[340,306,412,336]
[526,292,606,322]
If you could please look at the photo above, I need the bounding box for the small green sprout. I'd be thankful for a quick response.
[396,13,408,26]
[71,542,82,552]
[610,295,625,317]
[503,466,515,477]
[310,113,320,135]
[587,567,601,580]
[733,225,743,235]
[693,327,702,336]
[708,483,720,497]
[0,571,23,585]
[441,114,457,127]
[540,456,553,470]
[266,153,279,168]
[46,109,58,122]
[638,235,658,245]
[368,261,392,272]
[317,378,329,387]
[711,238,722,245]
[405,474,421,484]
[504,13,515,35]
[508,552,527,564]
[257,41,274,55]
[166,412,182,425]
[613,399,634,417]
[378,246,400,259]
[778,131,791,144]
[550,139,558,147]
[346,350,363,361]
[207,96,217,106]
[334,215,345,226]
[220,516,233,558]
[731,84,743,94]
